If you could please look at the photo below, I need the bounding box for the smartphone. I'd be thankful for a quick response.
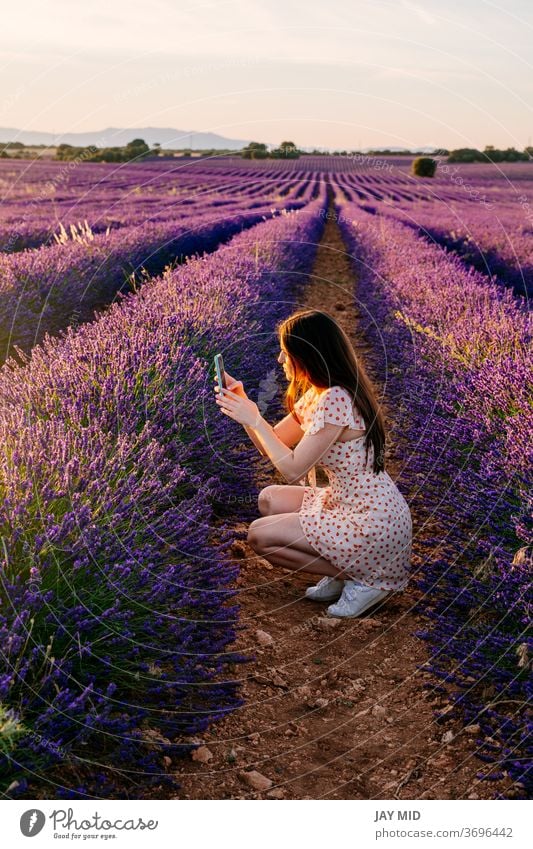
[214,353,227,391]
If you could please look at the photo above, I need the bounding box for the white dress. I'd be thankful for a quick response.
[294,385,413,591]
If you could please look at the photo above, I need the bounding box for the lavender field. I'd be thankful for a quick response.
[0,156,530,800]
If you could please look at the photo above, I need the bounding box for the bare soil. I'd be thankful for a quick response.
[169,207,514,801]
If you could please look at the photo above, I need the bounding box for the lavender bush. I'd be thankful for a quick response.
[0,200,308,363]
[335,197,532,798]
[0,191,327,798]
[0,158,316,252]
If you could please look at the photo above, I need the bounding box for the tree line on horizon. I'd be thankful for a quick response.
[1,138,532,164]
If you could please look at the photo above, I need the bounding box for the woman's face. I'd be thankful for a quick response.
[277,342,294,380]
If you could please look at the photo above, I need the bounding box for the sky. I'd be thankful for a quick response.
[1,0,532,150]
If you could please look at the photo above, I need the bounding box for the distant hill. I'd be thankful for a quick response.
[0,127,445,154]
[0,126,258,150]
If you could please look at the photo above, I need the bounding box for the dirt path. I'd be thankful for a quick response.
[170,197,513,801]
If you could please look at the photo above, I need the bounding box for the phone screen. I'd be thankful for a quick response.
[214,354,226,389]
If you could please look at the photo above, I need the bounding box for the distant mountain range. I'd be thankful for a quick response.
[0,126,270,150]
[0,126,440,153]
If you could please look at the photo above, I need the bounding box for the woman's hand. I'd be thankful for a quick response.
[215,387,261,428]
[213,370,247,399]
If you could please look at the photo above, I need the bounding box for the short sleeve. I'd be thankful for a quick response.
[307,385,365,435]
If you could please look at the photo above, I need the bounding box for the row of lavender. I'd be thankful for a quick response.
[3,157,529,324]
[0,158,323,200]
[0,192,327,798]
[0,199,311,363]
[377,201,532,300]
[335,199,531,798]
[332,171,532,300]
[0,158,321,251]
[0,178,319,253]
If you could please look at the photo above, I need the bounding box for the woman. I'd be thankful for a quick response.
[214,309,412,618]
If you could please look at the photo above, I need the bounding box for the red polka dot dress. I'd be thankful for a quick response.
[294,385,412,591]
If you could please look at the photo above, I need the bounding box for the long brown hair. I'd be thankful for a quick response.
[278,309,387,474]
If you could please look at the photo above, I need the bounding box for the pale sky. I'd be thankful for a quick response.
[1,0,532,149]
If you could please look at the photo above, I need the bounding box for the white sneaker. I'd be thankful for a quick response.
[326,580,391,618]
[304,576,344,602]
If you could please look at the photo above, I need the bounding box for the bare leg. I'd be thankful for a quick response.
[260,542,342,577]
[248,512,347,578]
[257,484,307,517]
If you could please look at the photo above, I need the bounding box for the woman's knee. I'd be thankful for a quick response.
[247,518,266,552]
[257,485,280,517]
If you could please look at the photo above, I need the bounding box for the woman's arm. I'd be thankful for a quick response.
[214,371,268,455]
[215,384,340,482]
[250,414,343,485]
[245,411,304,458]
[243,422,268,456]
[273,412,305,448]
